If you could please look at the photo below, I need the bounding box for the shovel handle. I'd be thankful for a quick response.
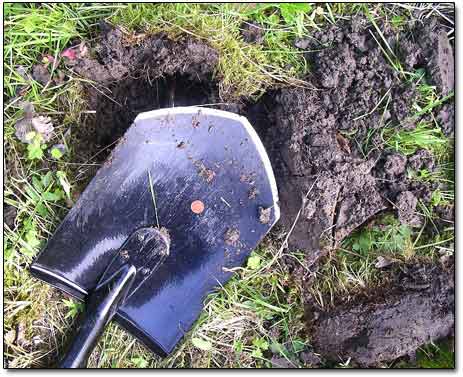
[60,264,137,368]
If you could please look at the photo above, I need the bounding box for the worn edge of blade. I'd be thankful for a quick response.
[135,106,280,225]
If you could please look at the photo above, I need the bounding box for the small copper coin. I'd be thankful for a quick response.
[191,200,205,214]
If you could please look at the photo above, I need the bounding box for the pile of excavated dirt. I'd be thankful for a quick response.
[248,17,454,265]
[247,17,454,365]
[60,15,453,366]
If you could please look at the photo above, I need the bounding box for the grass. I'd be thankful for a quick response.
[309,214,413,306]
[109,3,325,100]
[3,2,454,369]
[415,339,454,369]
[309,210,454,373]
[383,120,449,157]
[392,338,455,368]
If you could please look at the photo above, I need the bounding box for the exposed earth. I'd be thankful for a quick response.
[30,15,454,367]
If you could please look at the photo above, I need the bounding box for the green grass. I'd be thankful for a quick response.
[310,209,454,309]
[309,214,413,305]
[392,338,455,368]
[383,120,448,157]
[381,69,453,159]
[416,339,454,368]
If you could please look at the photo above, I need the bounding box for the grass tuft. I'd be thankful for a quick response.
[383,121,448,157]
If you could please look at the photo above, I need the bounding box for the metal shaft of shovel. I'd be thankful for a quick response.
[60,264,137,368]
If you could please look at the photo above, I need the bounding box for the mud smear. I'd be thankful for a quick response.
[308,261,454,367]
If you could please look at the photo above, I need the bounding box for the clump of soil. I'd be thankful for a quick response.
[73,25,218,84]
[258,206,272,224]
[307,261,454,367]
[240,22,265,45]
[194,160,216,183]
[224,227,240,246]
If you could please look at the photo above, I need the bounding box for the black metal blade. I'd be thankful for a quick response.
[30,107,279,356]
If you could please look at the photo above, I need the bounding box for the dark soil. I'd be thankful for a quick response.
[68,25,226,174]
[248,17,454,266]
[63,14,454,366]
[308,261,454,367]
[4,204,17,229]
[240,22,265,45]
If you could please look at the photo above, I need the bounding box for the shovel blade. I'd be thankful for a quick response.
[31,107,279,355]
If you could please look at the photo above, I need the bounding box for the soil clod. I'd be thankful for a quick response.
[395,191,421,227]
[224,228,240,247]
[309,262,454,367]
[258,206,271,224]
[195,161,216,183]
[32,64,51,86]
[240,22,264,45]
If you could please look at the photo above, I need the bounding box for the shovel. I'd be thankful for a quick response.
[30,107,280,368]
